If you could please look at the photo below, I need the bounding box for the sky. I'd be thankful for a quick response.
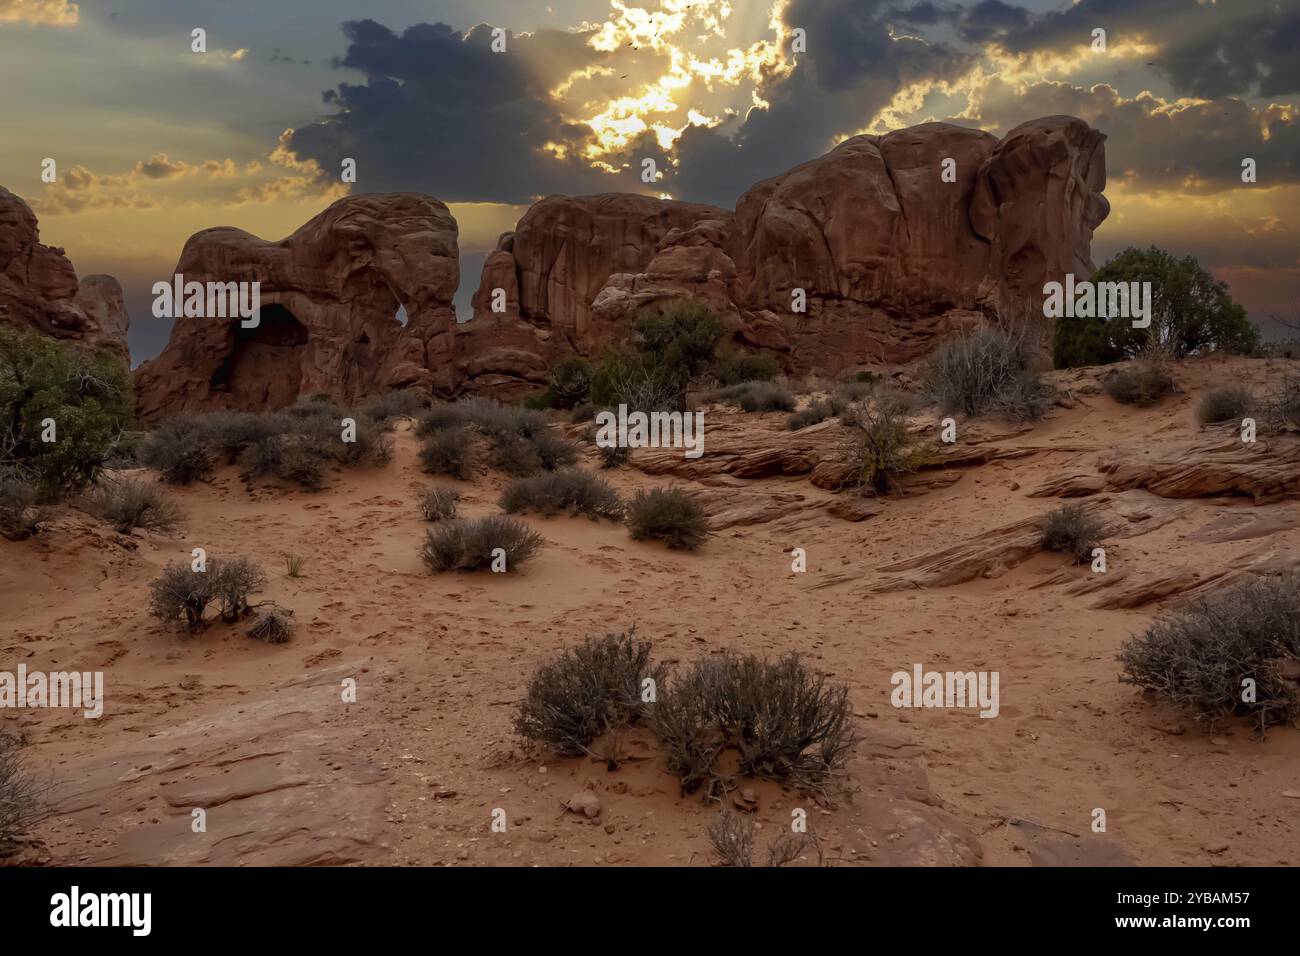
[1,0,1297,364]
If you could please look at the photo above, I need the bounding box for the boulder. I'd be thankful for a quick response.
[0,186,130,362]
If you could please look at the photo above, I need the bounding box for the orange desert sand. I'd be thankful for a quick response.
[4,355,1299,867]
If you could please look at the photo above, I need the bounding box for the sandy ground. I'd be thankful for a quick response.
[3,354,1299,867]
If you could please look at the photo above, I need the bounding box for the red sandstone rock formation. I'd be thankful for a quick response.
[0,186,130,362]
[134,115,1107,414]
[133,193,459,418]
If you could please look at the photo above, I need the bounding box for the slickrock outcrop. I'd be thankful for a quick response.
[0,186,130,362]
[133,192,459,418]
[135,115,1107,413]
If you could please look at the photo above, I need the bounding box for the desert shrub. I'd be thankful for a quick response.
[570,402,598,424]
[635,302,726,384]
[149,561,218,632]
[272,438,326,489]
[650,675,726,795]
[652,651,855,794]
[1103,359,1175,407]
[0,733,44,858]
[248,605,294,644]
[0,477,47,541]
[855,370,882,384]
[1054,247,1258,367]
[139,420,213,484]
[548,356,594,409]
[285,395,343,420]
[597,438,631,469]
[833,380,875,402]
[514,630,665,757]
[626,487,707,550]
[83,476,184,534]
[284,553,305,577]
[148,556,266,631]
[1118,573,1300,730]
[713,381,796,413]
[1197,386,1254,425]
[0,327,132,497]
[921,325,1050,421]
[1041,503,1104,563]
[788,393,850,430]
[591,352,683,412]
[415,404,471,436]
[198,411,281,464]
[838,398,932,494]
[1267,375,1300,431]
[714,352,779,386]
[521,388,554,410]
[211,556,266,622]
[419,515,544,572]
[419,487,460,521]
[418,426,475,479]
[103,429,145,469]
[416,397,575,477]
[360,389,429,423]
[706,809,809,867]
[500,468,623,520]
[707,809,755,867]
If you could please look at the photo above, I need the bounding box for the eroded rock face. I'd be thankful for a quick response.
[0,186,130,362]
[134,116,1107,412]
[472,116,1107,380]
[133,192,459,418]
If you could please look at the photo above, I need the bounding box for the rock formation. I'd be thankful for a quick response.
[133,192,459,418]
[0,186,130,362]
[134,115,1108,415]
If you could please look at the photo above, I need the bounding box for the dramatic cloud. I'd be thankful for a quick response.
[987,0,1300,99]
[287,19,628,204]
[0,0,78,26]
[965,79,1300,192]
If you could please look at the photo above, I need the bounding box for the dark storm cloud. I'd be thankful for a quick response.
[989,0,1300,99]
[954,0,1028,44]
[287,19,629,204]
[671,0,974,207]
[968,79,1300,193]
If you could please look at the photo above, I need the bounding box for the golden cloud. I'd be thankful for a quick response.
[0,0,78,26]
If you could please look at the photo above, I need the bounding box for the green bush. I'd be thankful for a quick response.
[500,468,624,520]
[714,352,779,386]
[626,487,707,550]
[1054,247,1259,367]
[921,325,1050,421]
[548,356,594,409]
[0,327,131,496]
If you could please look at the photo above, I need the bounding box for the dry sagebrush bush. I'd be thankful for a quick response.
[625,487,707,549]
[148,556,267,632]
[499,468,623,520]
[1041,502,1105,564]
[652,651,856,796]
[921,325,1050,421]
[419,487,460,521]
[707,380,796,412]
[248,605,295,644]
[0,733,44,858]
[1196,386,1254,425]
[139,420,213,484]
[1119,573,1300,731]
[418,425,476,479]
[513,630,665,757]
[1103,360,1175,407]
[83,476,184,534]
[837,398,933,494]
[418,515,544,572]
[0,477,47,541]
